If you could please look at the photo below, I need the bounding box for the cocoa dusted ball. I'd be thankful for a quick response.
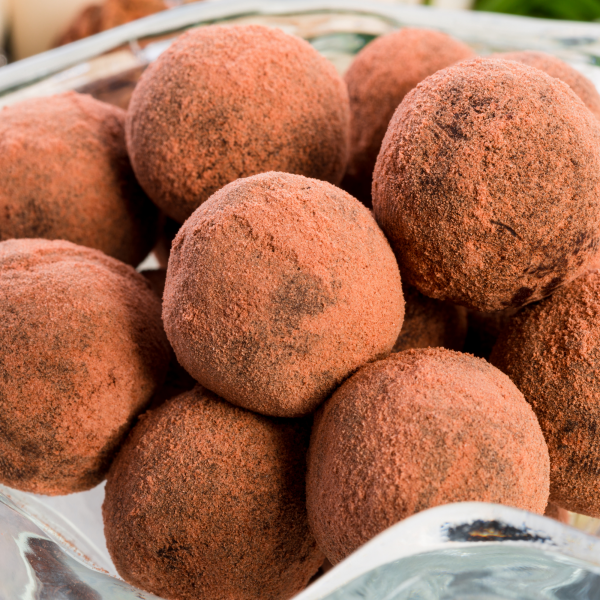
[103,387,323,600]
[392,284,467,353]
[0,239,170,495]
[343,28,473,205]
[373,58,600,311]
[491,270,600,517]
[493,51,600,121]
[0,93,158,266]
[163,172,404,418]
[307,348,550,564]
[127,25,350,223]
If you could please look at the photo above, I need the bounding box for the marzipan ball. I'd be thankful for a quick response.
[163,172,404,417]
[493,51,600,121]
[307,348,550,564]
[0,239,170,495]
[393,284,467,353]
[0,92,158,266]
[103,387,323,600]
[127,25,350,223]
[373,58,600,311]
[343,28,473,204]
[491,270,600,517]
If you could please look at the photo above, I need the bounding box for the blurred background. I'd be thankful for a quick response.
[2,0,600,64]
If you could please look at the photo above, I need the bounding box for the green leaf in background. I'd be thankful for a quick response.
[474,0,600,21]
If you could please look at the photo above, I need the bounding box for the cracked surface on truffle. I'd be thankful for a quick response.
[103,387,323,600]
[127,24,350,223]
[373,58,600,311]
[0,239,170,495]
[163,172,404,417]
[491,270,600,517]
[307,348,550,564]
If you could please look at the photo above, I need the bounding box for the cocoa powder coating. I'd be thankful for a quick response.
[343,28,473,205]
[393,284,467,353]
[307,348,550,564]
[127,25,350,223]
[491,270,600,517]
[0,239,170,495]
[493,51,600,121]
[0,93,158,266]
[103,387,323,600]
[163,172,404,417]
[373,58,600,311]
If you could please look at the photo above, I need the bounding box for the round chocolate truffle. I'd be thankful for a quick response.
[373,58,600,311]
[493,51,600,121]
[0,239,170,495]
[491,270,600,517]
[392,284,467,353]
[103,387,323,600]
[163,172,404,417]
[127,24,350,223]
[307,348,550,564]
[0,92,158,266]
[343,28,473,205]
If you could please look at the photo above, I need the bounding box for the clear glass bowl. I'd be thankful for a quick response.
[2,1,600,598]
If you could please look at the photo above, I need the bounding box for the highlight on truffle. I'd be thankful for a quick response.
[0,239,170,495]
[307,348,550,564]
[342,28,473,205]
[373,58,600,312]
[492,50,600,121]
[163,171,404,418]
[491,270,600,518]
[0,92,159,266]
[127,24,350,223]
[393,284,467,353]
[103,386,323,600]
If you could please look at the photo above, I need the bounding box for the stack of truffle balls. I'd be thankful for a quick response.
[3,21,600,600]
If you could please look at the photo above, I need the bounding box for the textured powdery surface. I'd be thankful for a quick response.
[127,24,350,223]
[163,171,404,417]
[373,58,600,311]
[307,348,550,564]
